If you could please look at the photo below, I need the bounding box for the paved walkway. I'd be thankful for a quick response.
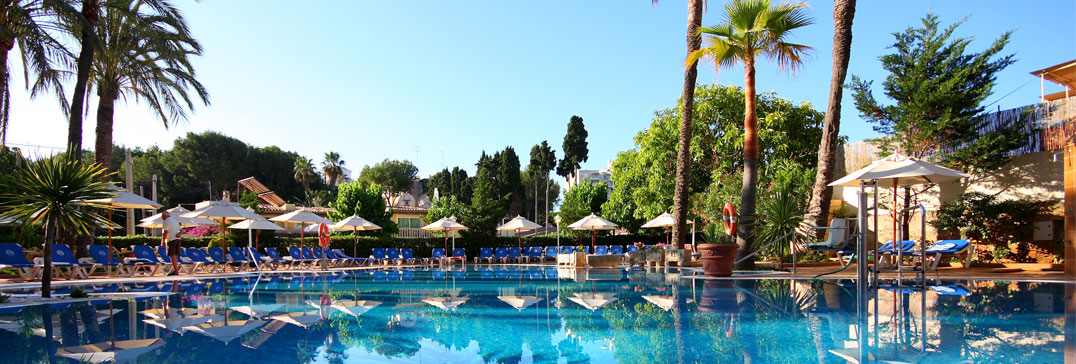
[0,263,1071,291]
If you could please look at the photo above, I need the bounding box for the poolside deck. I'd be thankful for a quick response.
[0,262,1070,292]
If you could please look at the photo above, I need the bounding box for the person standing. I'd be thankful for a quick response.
[161,211,182,276]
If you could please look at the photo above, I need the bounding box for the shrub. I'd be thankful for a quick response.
[931,192,1048,262]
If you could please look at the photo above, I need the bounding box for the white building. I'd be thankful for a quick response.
[566,161,614,193]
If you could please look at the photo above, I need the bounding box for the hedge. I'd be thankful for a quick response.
[93,233,667,259]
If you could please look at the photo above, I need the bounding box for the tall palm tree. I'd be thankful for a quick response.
[670,0,704,250]
[90,0,208,170]
[687,0,812,269]
[294,156,316,193]
[66,0,99,156]
[0,156,112,297]
[807,0,856,230]
[0,0,79,146]
[322,151,344,187]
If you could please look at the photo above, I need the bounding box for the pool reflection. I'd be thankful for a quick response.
[0,267,1070,364]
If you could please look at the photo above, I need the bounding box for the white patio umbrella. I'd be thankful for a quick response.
[56,338,164,364]
[271,311,323,328]
[183,200,265,249]
[829,153,970,268]
[641,212,695,246]
[139,205,215,228]
[567,292,618,311]
[422,296,470,311]
[229,219,284,251]
[185,320,267,344]
[231,303,285,319]
[84,184,162,275]
[422,216,468,254]
[143,313,221,333]
[328,300,382,317]
[331,215,382,257]
[270,209,332,251]
[567,214,618,252]
[642,295,677,312]
[497,215,542,252]
[497,295,543,311]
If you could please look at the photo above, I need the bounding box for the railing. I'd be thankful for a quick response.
[394,228,434,239]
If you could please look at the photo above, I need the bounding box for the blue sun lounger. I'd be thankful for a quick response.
[475,247,494,264]
[493,247,508,263]
[0,243,39,280]
[913,239,974,270]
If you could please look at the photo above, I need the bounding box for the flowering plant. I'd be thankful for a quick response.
[576,245,586,253]
[183,225,222,238]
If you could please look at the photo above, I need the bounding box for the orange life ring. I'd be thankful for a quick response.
[721,202,737,236]
[320,294,331,306]
[318,223,331,248]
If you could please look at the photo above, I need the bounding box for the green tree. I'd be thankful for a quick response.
[0,0,74,145]
[465,167,507,237]
[528,141,557,226]
[425,195,468,227]
[428,168,451,198]
[357,158,418,202]
[687,0,813,268]
[806,0,856,229]
[849,14,1023,175]
[0,157,112,297]
[293,156,317,194]
[91,0,208,171]
[327,181,396,236]
[558,181,608,236]
[322,151,345,187]
[604,85,823,238]
[555,115,588,180]
[497,146,523,216]
[667,0,705,253]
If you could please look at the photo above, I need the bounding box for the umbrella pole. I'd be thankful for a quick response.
[300,227,305,251]
[591,230,596,253]
[444,233,449,265]
[892,178,899,269]
[353,227,358,258]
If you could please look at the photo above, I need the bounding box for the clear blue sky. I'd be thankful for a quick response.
[9,0,1075,178]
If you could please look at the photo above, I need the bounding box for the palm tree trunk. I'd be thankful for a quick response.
[66,0,100,155]
[807,0,857,231]
[93,92,116,169]
[0,45,10,146]
[671,0,704,250]
[42,219,54,298]
[736,59,759,270]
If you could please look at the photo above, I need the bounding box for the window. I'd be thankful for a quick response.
[397,217,422,229]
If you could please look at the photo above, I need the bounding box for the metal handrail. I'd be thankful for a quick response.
[735,229,797,272]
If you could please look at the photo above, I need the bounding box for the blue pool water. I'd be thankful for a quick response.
[0,266,1072,363]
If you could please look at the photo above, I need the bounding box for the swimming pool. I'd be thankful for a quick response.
[0,266,1071,363]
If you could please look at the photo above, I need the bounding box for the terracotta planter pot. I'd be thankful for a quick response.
[698,280,737,313]
[698,244,738,277]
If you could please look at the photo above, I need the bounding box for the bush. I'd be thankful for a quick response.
[931,192,1048,262]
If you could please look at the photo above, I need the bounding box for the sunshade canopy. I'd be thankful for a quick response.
[228,219,285,231]
[56,339,164,364]
[183,201,264,221]
[138,214,214,228]
[86,184,163,209]
[497,216,542,231]
[497,295,543,311]
[567,292,618,311]
[567,214,618,231]
[422,216,468,231]
[331,215,382,231]
[828,154,969,188]
[269,209,331,224]
[422,296,469,311]
[185,320,267,343]
[640,212,693,229]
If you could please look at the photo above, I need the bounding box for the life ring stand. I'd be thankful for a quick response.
[318,223,331,248]
[721,203,738,236]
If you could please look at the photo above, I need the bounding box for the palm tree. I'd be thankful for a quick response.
[91,0,208,171]
[670,0,705,250]
[807,0,856,230]
[687,0,812,268]
[0,0,79,146]
[66,0,100,155]
[0,157,112,297]
[294,156,316,193]
[322,151,344,187]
